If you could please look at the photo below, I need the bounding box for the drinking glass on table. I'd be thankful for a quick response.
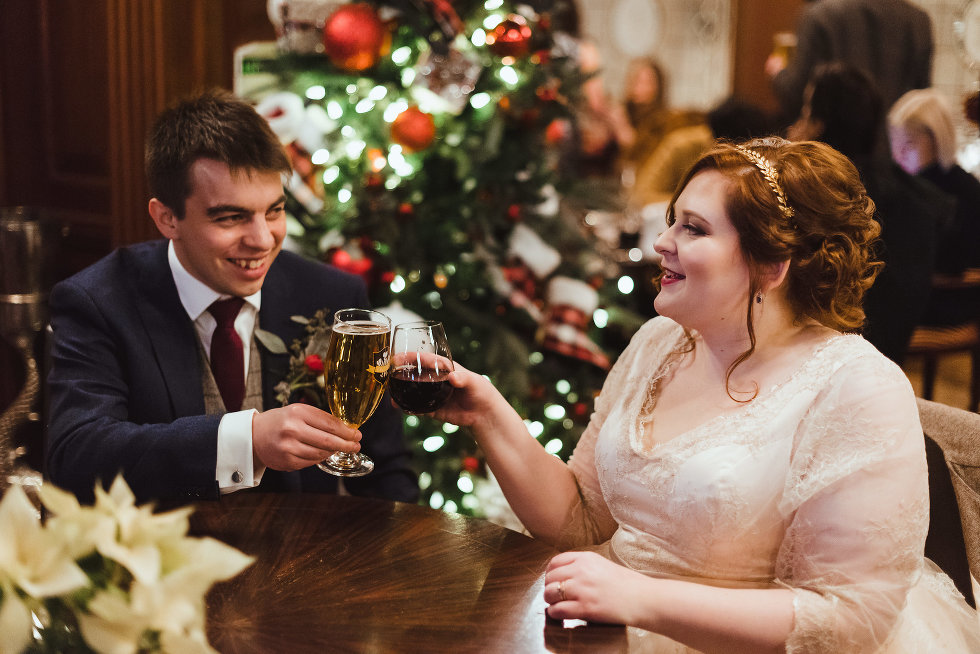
[318,308,391,477]
[390,321,454,414]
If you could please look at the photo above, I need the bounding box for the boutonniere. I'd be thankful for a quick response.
[272,309,333,408]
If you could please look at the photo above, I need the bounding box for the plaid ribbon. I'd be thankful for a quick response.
[424,0,464,36]
[540,304,610,370]
[501,259,546,322]
[502,259,539,299]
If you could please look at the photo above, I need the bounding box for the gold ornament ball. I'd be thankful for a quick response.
[391,106,436,152]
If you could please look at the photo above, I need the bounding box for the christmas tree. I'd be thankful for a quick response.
[241,0,644,520]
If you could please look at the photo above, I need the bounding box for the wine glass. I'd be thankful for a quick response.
[390,321,454,414]
[318,308,391,477]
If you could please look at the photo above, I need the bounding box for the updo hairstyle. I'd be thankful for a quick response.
[666,138,882,333]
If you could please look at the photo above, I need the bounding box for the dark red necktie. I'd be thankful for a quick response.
[208,297,246,412]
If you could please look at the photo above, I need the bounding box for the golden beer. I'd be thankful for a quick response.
[324,320,390,428]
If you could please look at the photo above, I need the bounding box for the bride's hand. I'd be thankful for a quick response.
[544,551,653,626]
[427,361,506,430]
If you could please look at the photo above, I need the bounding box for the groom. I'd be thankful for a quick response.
[45,90,418,504]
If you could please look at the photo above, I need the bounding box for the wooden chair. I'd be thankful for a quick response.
[905,270,980,413]
[917,397,980,607]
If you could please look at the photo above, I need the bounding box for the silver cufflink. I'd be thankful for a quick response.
[231,470,244,483]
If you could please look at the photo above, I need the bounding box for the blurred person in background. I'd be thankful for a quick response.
[888,88,980,325]
[766,0,933,152]
[788,63,953,365]
[706,96,776,142]
[571,39,634,180]
[619,57,713,209]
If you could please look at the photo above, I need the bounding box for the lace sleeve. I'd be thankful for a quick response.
[560,318,678,550]
[778,354,928,653]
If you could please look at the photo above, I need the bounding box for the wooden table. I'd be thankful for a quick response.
[190,493,630,653]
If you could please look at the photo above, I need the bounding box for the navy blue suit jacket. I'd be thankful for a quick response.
[46,240,418,504]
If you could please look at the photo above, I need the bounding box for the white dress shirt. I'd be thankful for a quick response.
[167,241,266,493]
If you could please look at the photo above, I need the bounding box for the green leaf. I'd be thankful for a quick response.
[254,328,288,354]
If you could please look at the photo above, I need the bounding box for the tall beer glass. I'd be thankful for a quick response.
[317,308,391,477]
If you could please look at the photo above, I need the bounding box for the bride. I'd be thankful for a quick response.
[433,138,980,652]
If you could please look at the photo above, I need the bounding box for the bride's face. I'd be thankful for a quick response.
[653,170,752,331]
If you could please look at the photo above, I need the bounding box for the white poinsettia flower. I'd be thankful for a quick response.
[39,482,115,560]
[0,578,33,654]
[129,540,250,651]
[160,628,216,654]
[0,484,88,599]
[133,578,207,644]
[160,536,254,597]
[100,476,193,542]
[90,476,194,585]
[80,572,228,654]
[5,476,253,654]
[38,481,82,516]
[76,587,149,654]
[99,540,162,588]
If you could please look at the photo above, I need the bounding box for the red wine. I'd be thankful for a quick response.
[390,367,453,413]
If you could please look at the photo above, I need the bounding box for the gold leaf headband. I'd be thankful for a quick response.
[732,144,795,219]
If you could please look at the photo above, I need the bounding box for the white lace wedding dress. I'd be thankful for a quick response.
[564,317,980,652]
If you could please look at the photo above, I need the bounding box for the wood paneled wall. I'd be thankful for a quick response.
[0,0,273,261]
[0,0,272,442]
[732,0,804,114]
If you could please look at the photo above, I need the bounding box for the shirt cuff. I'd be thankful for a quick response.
[216,409,266,493]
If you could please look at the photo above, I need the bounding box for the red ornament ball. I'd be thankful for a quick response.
[544,118,570,145]
[391,106,436,152]
[486,15,532,58]
[462,456,481,473]
[322,3,385,72]
[330,248,373,275]
[536,85,558,102]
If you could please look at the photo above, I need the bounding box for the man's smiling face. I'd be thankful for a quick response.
[160,158,287,297]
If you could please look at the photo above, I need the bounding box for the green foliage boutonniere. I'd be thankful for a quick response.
[272,309,334,408]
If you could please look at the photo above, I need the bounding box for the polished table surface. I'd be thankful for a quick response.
[190,492,630,653]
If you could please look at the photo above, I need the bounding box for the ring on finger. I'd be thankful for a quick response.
[558,580,567,602]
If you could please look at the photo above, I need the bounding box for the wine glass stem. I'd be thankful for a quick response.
[331,452,360,469]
